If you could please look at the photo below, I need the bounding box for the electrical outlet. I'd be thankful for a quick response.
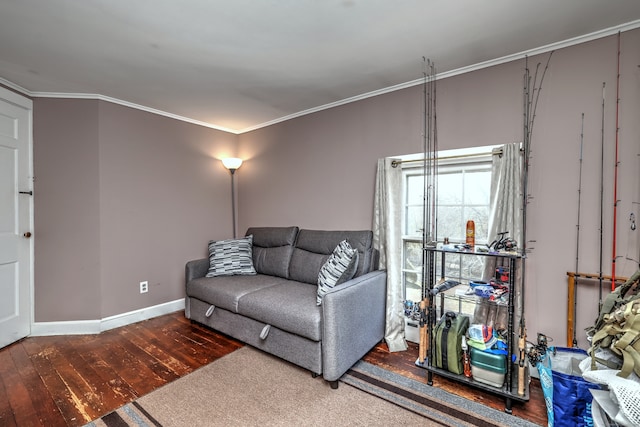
[140,281,148,294]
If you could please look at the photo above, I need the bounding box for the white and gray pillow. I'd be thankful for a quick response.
[317,240,359,305]
[206,235,257,277]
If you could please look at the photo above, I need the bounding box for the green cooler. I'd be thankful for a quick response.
[469,347,506,388]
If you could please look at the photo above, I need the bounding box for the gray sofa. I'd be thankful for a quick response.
[185,226,387,388]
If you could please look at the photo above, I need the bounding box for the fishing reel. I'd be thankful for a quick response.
[488,231,518,252]
[526,333,554,366]
[403,300,421,320]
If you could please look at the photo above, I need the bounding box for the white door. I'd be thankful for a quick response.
[0,87,33,349]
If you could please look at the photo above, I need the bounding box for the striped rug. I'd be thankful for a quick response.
[341,359,540,427]
[84,347,539,427]
[85,401,161,427]
[83,346,430,427]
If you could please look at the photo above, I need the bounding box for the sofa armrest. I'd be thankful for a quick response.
[185,258,209,284]
[321,269,387,382]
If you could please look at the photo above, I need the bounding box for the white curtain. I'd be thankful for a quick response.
[373,158,408,352]
[484,142,523,279]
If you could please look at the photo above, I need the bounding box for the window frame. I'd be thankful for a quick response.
[400,146,497,303]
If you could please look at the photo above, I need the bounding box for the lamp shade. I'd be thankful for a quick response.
[221,157,243,171]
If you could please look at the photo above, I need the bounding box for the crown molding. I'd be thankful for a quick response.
[33,92,241,134]
[239,19,640,133]
[0,77,31,98]
[4,19,639,135]
[0,77,240,134]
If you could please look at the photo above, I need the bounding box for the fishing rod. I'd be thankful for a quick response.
[518,57,531,398]
[633,154,640,269]
[598,82,606,311]
[573,113,585,348]
[636,150,640,268]
[423,57,432,247]
[517,52,552,396]
[425,58,431,245]
[419,58,438,366]
[422,58,438,246]
[422,56,428,261]
[627,202,640,268]
[527,52,553,143]
[626,209,639,268]
[419,57,428,366]
[633,153,640,270]
[611,31,621,290]
[432,60,438,245]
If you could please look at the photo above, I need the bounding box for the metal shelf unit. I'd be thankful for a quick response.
[424,247,530,413]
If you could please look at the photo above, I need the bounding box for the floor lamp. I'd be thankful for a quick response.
[222,158,243,238]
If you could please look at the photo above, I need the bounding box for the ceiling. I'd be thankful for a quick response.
[2,1,640,134]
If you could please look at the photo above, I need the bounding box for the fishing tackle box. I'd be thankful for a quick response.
[470,347,506,388]
[433,311,470,375]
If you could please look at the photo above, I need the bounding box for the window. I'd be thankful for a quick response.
[401,147,494,304]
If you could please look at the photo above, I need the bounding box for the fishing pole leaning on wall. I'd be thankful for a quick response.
[519,51,553,397]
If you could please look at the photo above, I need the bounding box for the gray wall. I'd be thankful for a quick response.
[238,30,640,348]
[34,99,102,321]
[34,99,238,321]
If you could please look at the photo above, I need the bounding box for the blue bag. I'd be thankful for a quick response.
[548,347,600,427]
[536,352,554,427]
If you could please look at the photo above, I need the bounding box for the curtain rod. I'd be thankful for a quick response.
[391,147,523,168]
[391,150,497,168]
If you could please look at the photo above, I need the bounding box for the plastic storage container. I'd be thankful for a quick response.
[470,347,506,388]
[472,299,508,331]
[404,317,420,343]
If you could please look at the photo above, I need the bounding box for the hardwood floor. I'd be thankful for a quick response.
[362,341,546,425]
[0,311,545,426]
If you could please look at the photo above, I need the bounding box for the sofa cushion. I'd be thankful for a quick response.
[237,281,322,341]
[187,274,288,313]
[246,226,299,279]
[317,240,359,305]
[289,229,374,284]
[206,235,257,277]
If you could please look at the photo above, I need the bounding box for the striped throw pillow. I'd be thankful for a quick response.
[317,240,359,305]
[206,235,257,277]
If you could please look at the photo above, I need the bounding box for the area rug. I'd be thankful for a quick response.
[341,359,540,427]
[85,346,436,427]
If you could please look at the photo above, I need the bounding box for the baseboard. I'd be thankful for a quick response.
[30,299,186,336]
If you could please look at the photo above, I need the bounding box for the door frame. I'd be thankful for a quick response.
[0,86,34,340]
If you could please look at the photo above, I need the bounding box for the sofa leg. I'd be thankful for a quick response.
[311,372,319,378]
[329,380,339,390]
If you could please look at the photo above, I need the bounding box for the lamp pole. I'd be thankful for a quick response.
[221,158,243,239]
[230,168,237,239]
